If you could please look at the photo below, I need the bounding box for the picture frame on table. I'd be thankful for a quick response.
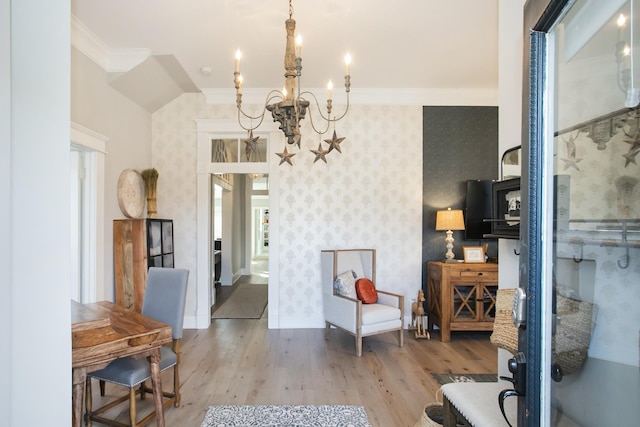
[463,246,486,263]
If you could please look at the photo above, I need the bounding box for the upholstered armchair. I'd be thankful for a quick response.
[321,249,404,356]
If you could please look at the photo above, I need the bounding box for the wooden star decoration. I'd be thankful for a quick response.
[243,130,260,161]
[276,146,296,166]
[559,138,582,171]
[623,141,640,166]
[311,143,329,163]
[324,130,346,153]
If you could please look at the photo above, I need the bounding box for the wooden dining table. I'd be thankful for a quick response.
[71,300,172,427]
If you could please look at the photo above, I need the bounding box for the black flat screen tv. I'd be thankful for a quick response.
[465,180,494,240]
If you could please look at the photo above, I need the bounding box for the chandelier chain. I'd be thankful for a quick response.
[289,0,293,19]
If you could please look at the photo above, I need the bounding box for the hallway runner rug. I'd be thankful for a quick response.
[200,405,371,427]
[211,283,268,319]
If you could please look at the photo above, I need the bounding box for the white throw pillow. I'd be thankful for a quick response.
[334,270,358,299]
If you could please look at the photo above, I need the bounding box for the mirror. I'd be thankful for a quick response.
[501,145,521,180]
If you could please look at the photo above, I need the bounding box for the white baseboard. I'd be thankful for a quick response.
[270,314,325,329]
[183,313,211,329]
[185,314,419,330]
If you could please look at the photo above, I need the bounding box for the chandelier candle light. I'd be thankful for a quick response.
[233,0,352,165]
[435,208,465,263]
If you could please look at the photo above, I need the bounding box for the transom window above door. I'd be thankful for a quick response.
[211,137,268,164]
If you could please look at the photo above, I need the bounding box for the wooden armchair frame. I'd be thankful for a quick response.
[321,249,404,356]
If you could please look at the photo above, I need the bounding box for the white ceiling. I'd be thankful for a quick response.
[71,0,498,99]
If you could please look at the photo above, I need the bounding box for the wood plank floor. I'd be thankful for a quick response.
[88,274,497,426]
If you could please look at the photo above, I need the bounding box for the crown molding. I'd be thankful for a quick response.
[201,87,498,106]
[71,14,110,70]
[71,15,150,73]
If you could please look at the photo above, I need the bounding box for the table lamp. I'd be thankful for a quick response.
[435,208,465,262]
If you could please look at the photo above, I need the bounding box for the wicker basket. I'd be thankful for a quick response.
[414,403,444,427]
[552,294,595,375]
[490,288,518,354]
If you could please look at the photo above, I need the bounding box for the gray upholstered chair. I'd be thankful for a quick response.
[84,267,189,427]
[321,249,404,356]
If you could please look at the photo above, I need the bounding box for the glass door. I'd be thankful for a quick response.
[523,0,640,425]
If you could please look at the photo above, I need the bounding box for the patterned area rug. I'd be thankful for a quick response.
[431,373,497,385]
[200,405,371,427]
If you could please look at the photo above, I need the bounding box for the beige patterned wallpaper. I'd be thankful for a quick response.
[151,93,423,327]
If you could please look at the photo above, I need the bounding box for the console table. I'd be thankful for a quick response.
[426,261,498,342]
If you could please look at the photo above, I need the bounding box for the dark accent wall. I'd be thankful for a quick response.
[422,106,499,284]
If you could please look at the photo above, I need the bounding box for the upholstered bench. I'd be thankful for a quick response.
[441,382,516,427]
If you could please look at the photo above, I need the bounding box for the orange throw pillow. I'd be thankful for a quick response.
[355,278,378,304]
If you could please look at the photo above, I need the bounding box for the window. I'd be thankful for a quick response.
[211,137,268,164]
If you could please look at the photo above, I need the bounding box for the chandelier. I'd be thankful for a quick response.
[233,0,352,165]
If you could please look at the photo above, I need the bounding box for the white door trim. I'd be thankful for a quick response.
[70,122,108,302]
[194,118,280,329]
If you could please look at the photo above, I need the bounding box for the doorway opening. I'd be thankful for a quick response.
[210,174,269,317]
[195,118,279,329]
[69,123,108,304]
